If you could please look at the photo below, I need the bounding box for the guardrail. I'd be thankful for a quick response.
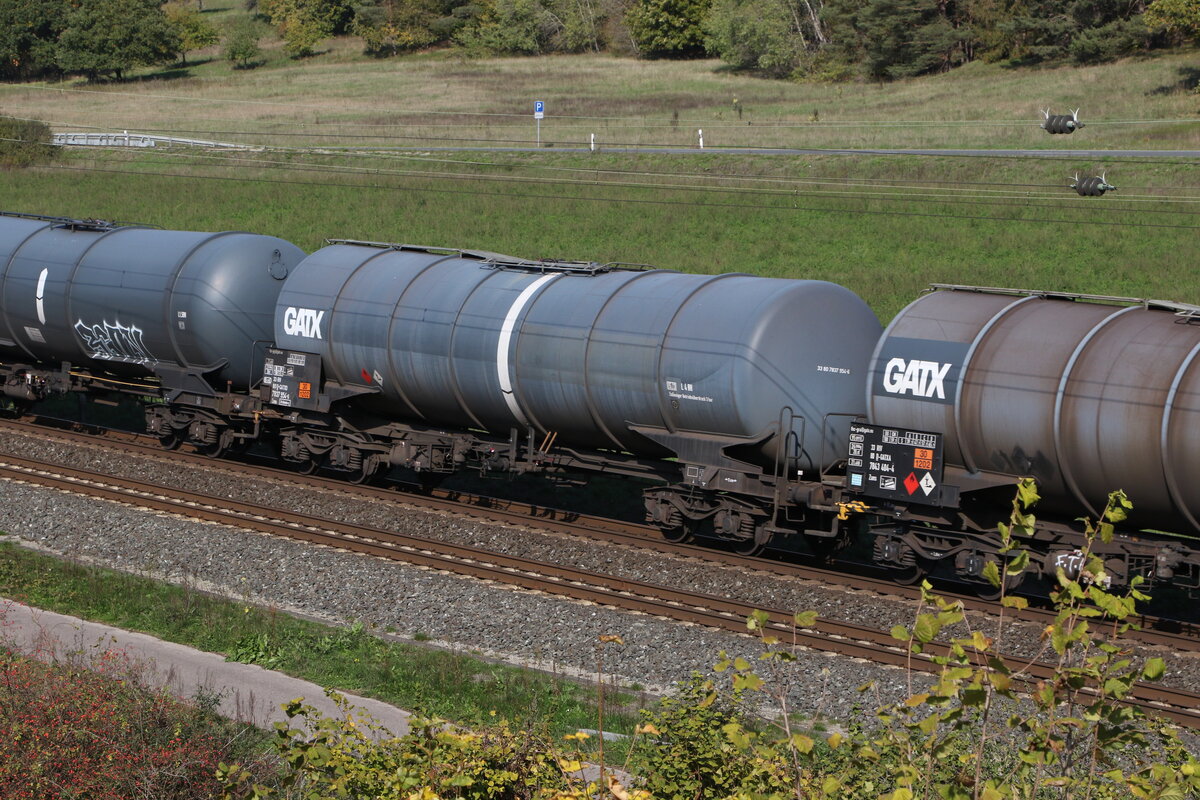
[52,131,252,150]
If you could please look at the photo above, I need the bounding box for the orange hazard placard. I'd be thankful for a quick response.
[298,382,312,399]
[913,448,933,470]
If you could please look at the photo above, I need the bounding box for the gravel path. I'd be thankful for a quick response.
[0,427,1196,729]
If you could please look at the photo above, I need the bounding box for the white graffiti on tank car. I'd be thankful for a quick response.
[74,319,156,364]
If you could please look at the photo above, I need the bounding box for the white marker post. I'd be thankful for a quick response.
[534,100,545,147]
[698,129,704,149]
[590,133,596,152]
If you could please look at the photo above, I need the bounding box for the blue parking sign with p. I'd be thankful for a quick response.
[534,101,545,119]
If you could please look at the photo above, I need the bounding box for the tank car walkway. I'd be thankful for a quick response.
[0,598,412,737]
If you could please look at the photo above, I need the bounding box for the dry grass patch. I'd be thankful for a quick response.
[2,49,1196,150]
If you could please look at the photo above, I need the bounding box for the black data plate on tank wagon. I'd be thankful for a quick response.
[846,423,944,506]
[262,348,321,410]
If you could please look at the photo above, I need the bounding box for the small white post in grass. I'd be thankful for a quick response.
[590,133,596,152]
[698,129,704,149]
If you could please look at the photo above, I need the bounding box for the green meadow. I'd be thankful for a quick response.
[1,43,1197,320]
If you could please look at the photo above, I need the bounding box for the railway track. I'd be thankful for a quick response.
[0,451,1197,728]
[1,415,1197,655]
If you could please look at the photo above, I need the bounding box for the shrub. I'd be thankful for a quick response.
[625,0,710,58]
[703,0,805,77]
[0,116,56,168]
[219,693,587,799]
[353,0,438,55]
[0,643,278,798]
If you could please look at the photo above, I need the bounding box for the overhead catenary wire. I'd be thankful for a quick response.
[8,129,1199,202]
[10,133,1200,211]
[24,136,1200,207]
[11,119,1194,152]
[59,143,1200,210]
[235,143,1200,196]
[29,161,1200,231]
[17,118,1200,168]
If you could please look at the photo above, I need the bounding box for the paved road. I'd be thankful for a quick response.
[1,598,412,736]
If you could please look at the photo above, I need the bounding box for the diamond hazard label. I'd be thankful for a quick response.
[904,472,919,495]
[920,472,936,496]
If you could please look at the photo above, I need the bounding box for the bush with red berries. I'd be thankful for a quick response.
[0,644,279,799]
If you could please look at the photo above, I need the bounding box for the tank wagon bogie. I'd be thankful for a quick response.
[3,210,1199,598]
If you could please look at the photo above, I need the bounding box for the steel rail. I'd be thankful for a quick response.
[0,454,1196,728]
[0,415,1196,653]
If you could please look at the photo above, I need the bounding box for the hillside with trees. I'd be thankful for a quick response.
[1,0,1197,83]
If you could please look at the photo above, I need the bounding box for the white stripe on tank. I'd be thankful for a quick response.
[496,274,559,427]
[35,268,48,324]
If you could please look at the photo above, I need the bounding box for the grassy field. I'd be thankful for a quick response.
[0,540,652,749]
[3,38,1198,151]
[0,45,1197,319]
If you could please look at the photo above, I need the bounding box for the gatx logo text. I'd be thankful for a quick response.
[283,307,324,339]
[881,358,952,399]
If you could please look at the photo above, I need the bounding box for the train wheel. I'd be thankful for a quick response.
[732,536,768,557]
[973,570,1024,601]
[197,441,227,459]
[292,457,320,475]
[346,457,382,485]
[732,521,772,557]
[890,563,926,586]
[661,520,696,544]
[157,432,182,451]
[719,511,771,557]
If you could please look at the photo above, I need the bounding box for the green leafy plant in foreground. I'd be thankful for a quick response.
[715,479,1200,800]
[220,479,1200,799]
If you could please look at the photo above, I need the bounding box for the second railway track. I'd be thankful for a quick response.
[1,415,1198,655]
[0,451,1197,728]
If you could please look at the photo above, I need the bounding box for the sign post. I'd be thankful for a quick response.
[534,100,545,147]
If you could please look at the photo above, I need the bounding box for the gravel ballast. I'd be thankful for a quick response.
[0,479,914,719]
[0,427,1196,728]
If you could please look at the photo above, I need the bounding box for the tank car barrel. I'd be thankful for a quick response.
[869,287,1200,532]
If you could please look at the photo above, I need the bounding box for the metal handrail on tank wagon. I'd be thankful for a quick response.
[325,238,656,276]
[928,282,1200,317]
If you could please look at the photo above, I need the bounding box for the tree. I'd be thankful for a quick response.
[856,0,973,79]
[433,0,608,54]
[56,0,181,80]
[625,0,710,57]
[260,0,356,56]
[0,0,69,80]
[1145,0,1200,42]
[165,2,220,65]
[704,0,826,77]
[353,0,438,55]
[988,0,1148,64]
[223,17,265,67]
[454,0,559,53]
